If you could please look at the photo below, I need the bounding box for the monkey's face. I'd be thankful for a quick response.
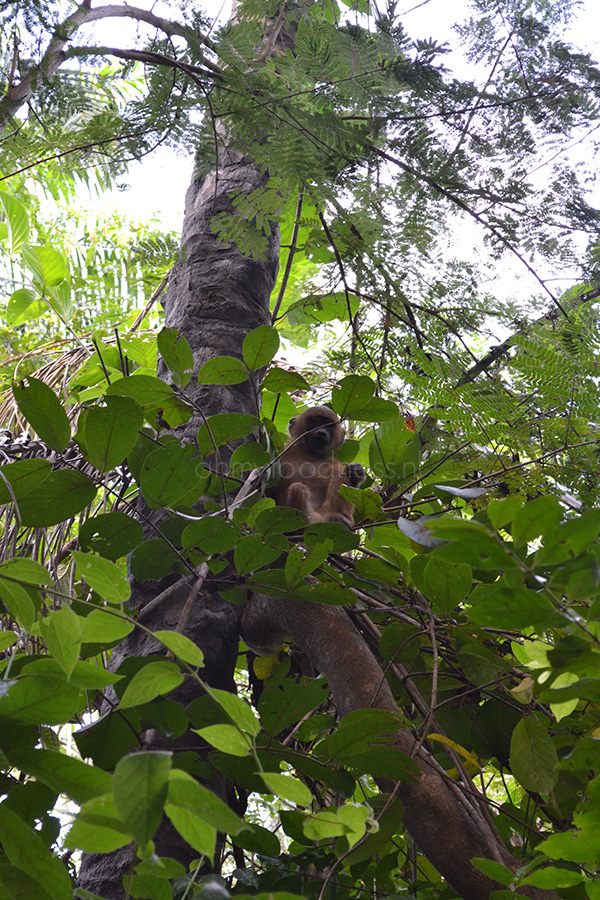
[289,407,345,457]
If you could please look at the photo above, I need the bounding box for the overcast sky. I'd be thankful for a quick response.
[94,0,599,230]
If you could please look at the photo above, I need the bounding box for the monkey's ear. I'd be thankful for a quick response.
[288,416,297,434]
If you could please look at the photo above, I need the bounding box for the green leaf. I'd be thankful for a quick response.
[0,191,29,252]
[164,804,216,858]
[167,768,246,833]
[512,496,562,547]
[129,539,180,582]
[262,772,312,806]
[209,688,260,735]
[9,748,111,804]
[113,751,171,847]
[78,511,143,561]
[196,413,259,456]
[106,374,174,410]
[331,375,374,416]
[258,676,329,735]
[16,470,97,527]
[521,867,583,889]
[230,441,271,473]
[6,288,45,327]
[141,443,207,510]
[157,328,194,388]
[262,368,311,393]
[198,355,248,385]
[369,415,420,485]
[194,724,252,756]
[0,580,35,630]
[80,610,134,644]
[38,606,82,678]
[152,631,204,667]
[79,396,144,472]
[471,858,515,887]
[65,793,130,854]
[423,556,472,614]
[119,661,184,708]
[21,245,67,289]
[73,551,131,605]
[234,533,285,575]
[0,674,83,725]
[0,557,51,585]
[0,805,72,900]
[509,717,558,794]
[242,325,280,370]
[12,376,70,451]
[182,517,241,554]
[0,459,52,504]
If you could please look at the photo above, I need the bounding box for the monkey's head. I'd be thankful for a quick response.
[288,406,345,457]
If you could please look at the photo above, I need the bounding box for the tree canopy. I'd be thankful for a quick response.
[1,1,600,899]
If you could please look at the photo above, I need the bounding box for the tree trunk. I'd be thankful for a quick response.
[76,140,279,898]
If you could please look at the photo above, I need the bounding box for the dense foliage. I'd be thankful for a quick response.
[2,0,600,898]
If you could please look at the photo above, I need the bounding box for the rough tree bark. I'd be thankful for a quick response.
[76,141,279,898]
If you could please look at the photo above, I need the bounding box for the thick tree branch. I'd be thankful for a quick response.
[0,1,220,130]
[241,595,559,900]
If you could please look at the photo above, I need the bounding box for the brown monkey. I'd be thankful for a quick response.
[271,406,365,527]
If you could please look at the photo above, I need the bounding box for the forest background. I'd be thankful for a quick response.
[2,2,600,900]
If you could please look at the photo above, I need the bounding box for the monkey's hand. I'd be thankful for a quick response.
[344,462,366,488]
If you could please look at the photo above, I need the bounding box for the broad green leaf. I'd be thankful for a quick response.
[141,443,207,510]
[12,376,70,451]
[0,580,35,630]
[38,606,82,678]
[65,793,130,854]
[258,676,329,735]
[22,245,67,289]
[78,511,143,560]
[262,772,312,806]
[119,661,184,708]
[9,748,111,804]
[0,458,52,504]
[509,717,558,794]
[0,805,72,900]
[234,533,285,575]
[242,325,280,370]
[16,470,97,527]
[198,355,248,385]
[521,867,584,889]
[196,413,260,456]
[73,551,131,605]
[79,396,144,472]
[512,496,562,547]
[129,539,181,582]
[113,751,172,847]
[0,191,29,252]
[194,724,252,756]
[471,858,515,887]
[182,517,241,554]
[423,556,472,614]
[209,688,260,735]
[0,674,82,725]
[6,288,45,326]
[0,632,17,652]
[157,328,194,388]
[230,441,271,473]
[167,768,246,833]
[331,375,374,416]
[106,374,175,410]
[164,804,216,858]
[80,609,134,643]
[369,415,420,484]
[262,367,311,393]
[153,631,204,667]
[0,558,50,587]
